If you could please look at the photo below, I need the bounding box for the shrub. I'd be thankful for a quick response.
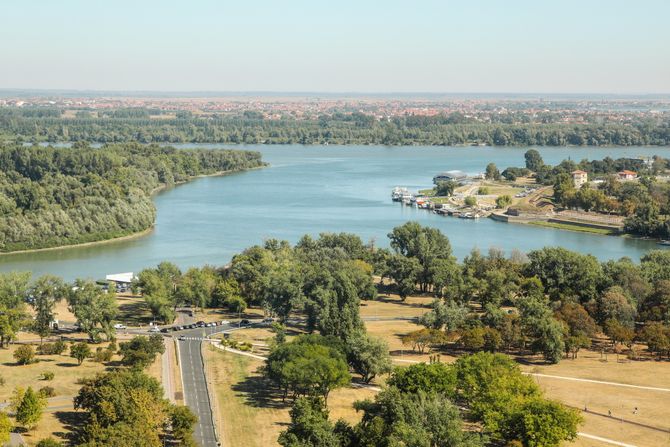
[38,386,56,398]
[52,339,67,355]
[478,187,491,195]
[464,196,477,207]
[0,375,5,387]
[238,342,252,352]
[36,438,63,447]
[41,371,55,381]
[38,343,55,355]
[93,347,113,363]
[14,345,36,365]
[496,195,513,208]
[70,342,92,365]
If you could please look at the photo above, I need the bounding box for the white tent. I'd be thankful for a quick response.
[105,272,134,284]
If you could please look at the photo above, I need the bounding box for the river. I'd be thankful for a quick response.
[2,145,669,281]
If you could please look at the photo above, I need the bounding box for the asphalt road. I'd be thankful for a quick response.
[176,322,241,447]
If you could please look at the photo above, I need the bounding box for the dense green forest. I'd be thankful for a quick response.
[1,109,669,145]
[0,142,265,252]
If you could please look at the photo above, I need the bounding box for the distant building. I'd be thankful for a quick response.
[571,170,588,188]
[105,272,134,286]
[433,170,467,184]
[618,170,637,181]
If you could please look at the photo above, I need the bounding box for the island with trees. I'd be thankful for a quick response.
[0,142,265,252]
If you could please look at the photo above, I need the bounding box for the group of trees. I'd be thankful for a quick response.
[372,223,670,363]
[0,142,265,251]
[503,150,670,238]
[2,108,669,146]
[278,352,581,447]
[74,360,196,446]
[0,271,120,345]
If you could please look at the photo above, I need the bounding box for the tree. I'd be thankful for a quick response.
[70,342,91,365]
[15,386,46,429]
[387,254,420,300]
[419,299,468,332]
[526,247,602,303]
[400,328,447,353]
[347,333,392,383]
[353,388,482,447]
[553,172,576,205]
[75,369,170,446]
[176,267,218,310]
[0,272,31,348]
[486,163,501,180]
[503,398,581,447]
[170,405,197,445]
[524,149,544,172]
[641,322,670,359]
[464,196,477,206]
[14,345,36,365]
[119,335,165,369]
[454,352,541,438]
[30,275,66,343]
[67,280,118,342]
[595,287,636,327]
[0,412,11,445]
[496,194,512,208]
[278,397,344,447]
[435,180,457,197]
[555,302,598,337]
[604,319,634,347]
[387,362,457,396]
[388,222,454,293]
[265,336,350,403]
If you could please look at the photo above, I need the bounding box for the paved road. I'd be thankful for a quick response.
[176,321,244,447]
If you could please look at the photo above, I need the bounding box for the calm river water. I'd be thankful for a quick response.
[2,145,670,281]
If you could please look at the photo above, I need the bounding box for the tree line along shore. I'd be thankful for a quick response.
[0,142,266,253]
[1,109,669,145]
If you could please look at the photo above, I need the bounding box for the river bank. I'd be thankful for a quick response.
[0,166,266,256]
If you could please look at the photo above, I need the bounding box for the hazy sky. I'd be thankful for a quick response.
[2,0,669,93]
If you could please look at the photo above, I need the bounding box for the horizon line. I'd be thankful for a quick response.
[1,88,670,99]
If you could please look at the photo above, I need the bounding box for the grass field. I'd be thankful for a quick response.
[0,342,120,445]
[205,346,375,447]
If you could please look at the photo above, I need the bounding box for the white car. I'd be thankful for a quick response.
[113,323,126,330]
[220,320,230,325]
[148,326,160,333]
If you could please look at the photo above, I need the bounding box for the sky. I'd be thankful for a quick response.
[1,0,669,94]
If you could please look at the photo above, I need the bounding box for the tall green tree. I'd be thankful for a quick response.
[30,275,66,343]
[67,280,118,342]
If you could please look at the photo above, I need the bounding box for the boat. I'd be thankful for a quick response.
[391,187,409,202]
[659,240,670,246]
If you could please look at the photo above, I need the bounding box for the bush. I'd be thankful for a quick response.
[496,195,513,208]
[93,347,113,363]
[41,371,55,381]
[38,386,56,398]
[14,345,36,365]
[36,438,63,447]
[238,342,252,352]
[52,339,67,355]
[464,196,477,207]
[0,375,5,386]
[478,187,491,195]
[38,343,56,355]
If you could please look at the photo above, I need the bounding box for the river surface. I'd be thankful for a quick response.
[2,145,670,281]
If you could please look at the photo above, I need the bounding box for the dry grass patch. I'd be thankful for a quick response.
[205,347,374,447]
[360,293,432,319]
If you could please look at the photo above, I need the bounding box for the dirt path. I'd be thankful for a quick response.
[527,372,670,392]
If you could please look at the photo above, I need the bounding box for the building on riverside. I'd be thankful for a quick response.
[571,170,588,188]
[433,170,467,184]
[618,170,637,181]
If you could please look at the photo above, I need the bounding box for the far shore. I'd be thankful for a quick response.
[0,166,266,256]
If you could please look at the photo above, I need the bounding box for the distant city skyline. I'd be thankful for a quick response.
[1,0,669,94]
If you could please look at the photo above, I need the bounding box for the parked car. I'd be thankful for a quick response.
[220,320,230,325]
[160,328,169,333]
[149,327,160,333]
[240,319,251,326]
[196,321,206,327]
[113,323,126,330]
